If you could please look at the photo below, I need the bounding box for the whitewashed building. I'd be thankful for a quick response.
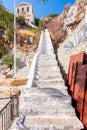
[16,2,35,23]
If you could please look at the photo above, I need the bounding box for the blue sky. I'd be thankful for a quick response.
[2,0,75,18]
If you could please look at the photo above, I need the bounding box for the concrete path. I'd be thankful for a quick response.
[10,30,83,130]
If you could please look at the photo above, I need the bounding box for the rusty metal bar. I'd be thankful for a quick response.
[0,96,19,130]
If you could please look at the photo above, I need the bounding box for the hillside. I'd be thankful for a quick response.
[46,0,86,48]
[0,20,40,86]
[0,0,87,111]
[44,0,87,78]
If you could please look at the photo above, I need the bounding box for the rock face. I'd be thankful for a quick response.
[63,22,87,53]
[57,0,87,80]
[46,0,86,49]
[58,20,87,76]
[64,5,78,26]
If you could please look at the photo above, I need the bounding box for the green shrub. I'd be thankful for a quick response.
[32,28,40,33]
[48,14,58,18]
[0,44,6,57]
[2,54,14,68]
[17,15,25,25]
[31,20,46,33]
[17,15,25,21]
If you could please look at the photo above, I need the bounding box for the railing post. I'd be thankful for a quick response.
[10,95,13,122]
[2,114,3,130]
[0,89,20,130]
[5,109,7,130]
[17,96,19,117]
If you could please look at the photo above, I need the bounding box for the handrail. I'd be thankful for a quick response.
[0,100,11,114]
[0,95,19,130]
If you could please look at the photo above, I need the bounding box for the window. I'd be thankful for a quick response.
[22,8,24,12]
[27,7,29,12]
[17,9,19,13]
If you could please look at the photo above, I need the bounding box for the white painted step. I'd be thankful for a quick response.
[20,102,75,116]
[11,116,83,130]
[35,65,60,70]
[37,58,57,62]
[37,54,56,58]
[24,92,71,105]
[34,75,63,81]
[35,66,60,72]
[32,80,65,88]
[34,71,62,79]
[10,118,83,130]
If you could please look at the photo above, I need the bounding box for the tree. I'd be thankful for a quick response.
[0,0,14,43]
[37,0,48,4]
[35,18,40,26]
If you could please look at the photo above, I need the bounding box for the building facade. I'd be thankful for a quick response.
[16,2,35,23]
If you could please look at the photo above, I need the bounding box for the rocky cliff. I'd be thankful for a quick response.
[46,0,87,79]
[58,0,87,75]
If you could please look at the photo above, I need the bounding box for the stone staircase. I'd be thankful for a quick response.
[10,30,83,130]
[10,53,83,130]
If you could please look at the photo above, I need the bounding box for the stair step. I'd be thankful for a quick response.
[38,54,55,58]
[37,58,57,62]
[25,87,67,94]
[36,60,57,64]
[34,72,62,79]
[35,65,59,69]
[22,116,83,130]
[10,116,83,130]
[35,67,60,72]
[20,103,75,116]
[36,62,58,67]
[24,92,71,105]
[34,76,63,81]
[32,80,65,87]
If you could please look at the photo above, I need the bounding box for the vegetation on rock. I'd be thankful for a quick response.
[48,14,58,18]
[0,2,14,43]
[0,44,6,58]
[2,54,14,68]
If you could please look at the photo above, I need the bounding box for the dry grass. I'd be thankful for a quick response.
[17,29,35,36]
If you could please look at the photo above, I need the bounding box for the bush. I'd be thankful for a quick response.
[0,44,6,58]
[32,20,46,33]
[32,28,39,33]
[17,15,25,25]
[17,15,25,21]
[48,14,58,18]
[2,54,14,68]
